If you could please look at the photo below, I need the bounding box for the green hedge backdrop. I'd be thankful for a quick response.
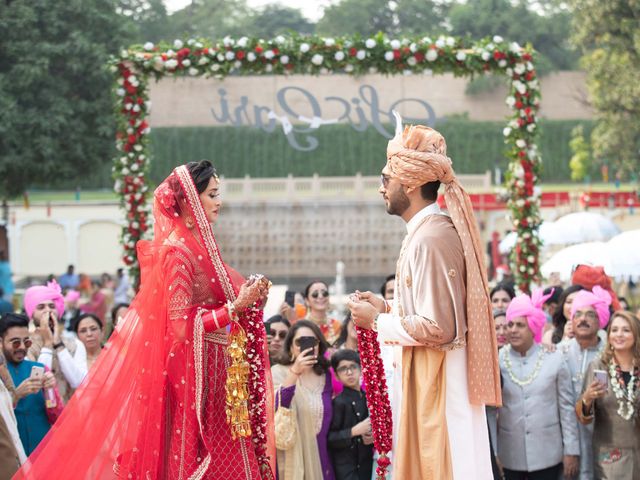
[43,118,594,189]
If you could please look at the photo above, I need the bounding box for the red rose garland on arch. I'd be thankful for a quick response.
[356,326,393,479]
[112,34,541,291]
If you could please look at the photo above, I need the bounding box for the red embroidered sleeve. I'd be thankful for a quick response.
[167,249,196,324]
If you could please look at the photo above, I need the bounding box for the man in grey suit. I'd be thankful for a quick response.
[560,287,610,480]
[498,289,580,479]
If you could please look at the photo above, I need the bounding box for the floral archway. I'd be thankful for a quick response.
[111,33,542,293]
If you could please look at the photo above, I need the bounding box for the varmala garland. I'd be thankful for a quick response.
[224,301,274,479]
[356,325,393,480]
[609,363,638,421]
[501,344,545,386]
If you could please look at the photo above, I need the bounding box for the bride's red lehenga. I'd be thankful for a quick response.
[14,166,276,480]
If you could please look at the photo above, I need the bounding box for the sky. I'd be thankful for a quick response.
[163,0,336,21]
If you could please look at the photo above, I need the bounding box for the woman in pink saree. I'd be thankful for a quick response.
[14,161,276,479]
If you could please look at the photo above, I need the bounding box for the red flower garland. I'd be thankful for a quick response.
[242,306,275,480]
[356,327,393,479]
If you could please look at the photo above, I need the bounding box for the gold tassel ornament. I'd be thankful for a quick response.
[225,302,252,439]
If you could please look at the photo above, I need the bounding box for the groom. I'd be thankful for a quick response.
[348,115,501,480]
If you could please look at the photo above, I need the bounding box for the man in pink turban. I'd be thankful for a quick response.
[506,288,554,344]
[570,286,612,330]
[24,281,78,401]
[347,113,500,479]
[500,288,580,478]
[559,285,611,478]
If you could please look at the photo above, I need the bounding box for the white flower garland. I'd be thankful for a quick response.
[502,344,545,387]
[608,362,637,421]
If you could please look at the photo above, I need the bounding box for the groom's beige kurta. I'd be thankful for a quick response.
[377,203,493,480]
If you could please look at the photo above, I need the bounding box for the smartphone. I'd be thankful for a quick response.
[593,369,608,392]
[284,290,296,308]
[30,365,45,381]
[297,336,318,357]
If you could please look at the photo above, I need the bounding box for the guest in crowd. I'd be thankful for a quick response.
[379,274,395,301]
[618,296,630,311]
[577,311,640,479]
[110,302,129,329]
[271,320,335,480]
[328,349,373,480]
[334,313,358,351]
[80,279,108,324]
[73,313,104,371]
[57,265,79,291]
[1,313,63,455]
[487,308,507,471]
[560,286,610,479]
[0,288,13,315]
[542,285,563,318]
[0,350,25,477]
[542,285,585,345]
[265,314,290,366]
[498,289,580,479]
[113,268,131,305]
[24,280,81,402]
[77,273,92,297]
[0,251,14,303]
[491,283,515,312]
[494,309,508,349]
[304,280,342,346]
[279,291,308,325]
[571,264,621,312]
[61,290,81,334]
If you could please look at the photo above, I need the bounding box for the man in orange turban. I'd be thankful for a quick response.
[348,113,501,480]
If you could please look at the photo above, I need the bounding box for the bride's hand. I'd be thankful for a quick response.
[234,276,271,311]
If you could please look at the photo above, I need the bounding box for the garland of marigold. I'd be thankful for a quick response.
[356,327,393,479]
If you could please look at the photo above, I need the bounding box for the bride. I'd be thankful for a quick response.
[15,161,276,479]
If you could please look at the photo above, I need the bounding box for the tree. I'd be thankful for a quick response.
[569,125,592,181]
[117,0,170,44]
[315,0,448,37]
[162,0,252,39]
[571,0,640,177]
[243,4,314,39]
[449,0,579,74]
[0,0,129,196]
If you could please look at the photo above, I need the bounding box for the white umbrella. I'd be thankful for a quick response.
[541,242,612,282]
[606,229,640,280]
[552,212,621,244]
[498,222,567,254]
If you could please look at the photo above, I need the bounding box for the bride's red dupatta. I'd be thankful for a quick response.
[14,166,275,479]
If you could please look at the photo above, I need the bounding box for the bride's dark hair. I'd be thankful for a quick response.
[186,160,217,194]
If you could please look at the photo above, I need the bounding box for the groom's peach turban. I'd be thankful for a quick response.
[386,113,501,407]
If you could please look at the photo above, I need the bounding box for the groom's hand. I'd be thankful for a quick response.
[347,297,378,330]
[354,290,386,313]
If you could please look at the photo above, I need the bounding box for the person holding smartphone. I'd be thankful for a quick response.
[271,320,335,480]
[577,310,640,479]
[0,313,63,455]
[560,285,610,479]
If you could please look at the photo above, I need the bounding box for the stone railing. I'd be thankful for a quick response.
[218,172,492,201]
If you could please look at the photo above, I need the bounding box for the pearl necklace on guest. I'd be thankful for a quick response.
[609,362,638,421]
[501,344,546,387]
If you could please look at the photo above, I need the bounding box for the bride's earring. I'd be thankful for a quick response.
[185,216,195,229]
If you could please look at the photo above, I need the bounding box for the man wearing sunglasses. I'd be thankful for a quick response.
[264,315,290,365]
[0,313,63,455]
[348,114,500,480]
